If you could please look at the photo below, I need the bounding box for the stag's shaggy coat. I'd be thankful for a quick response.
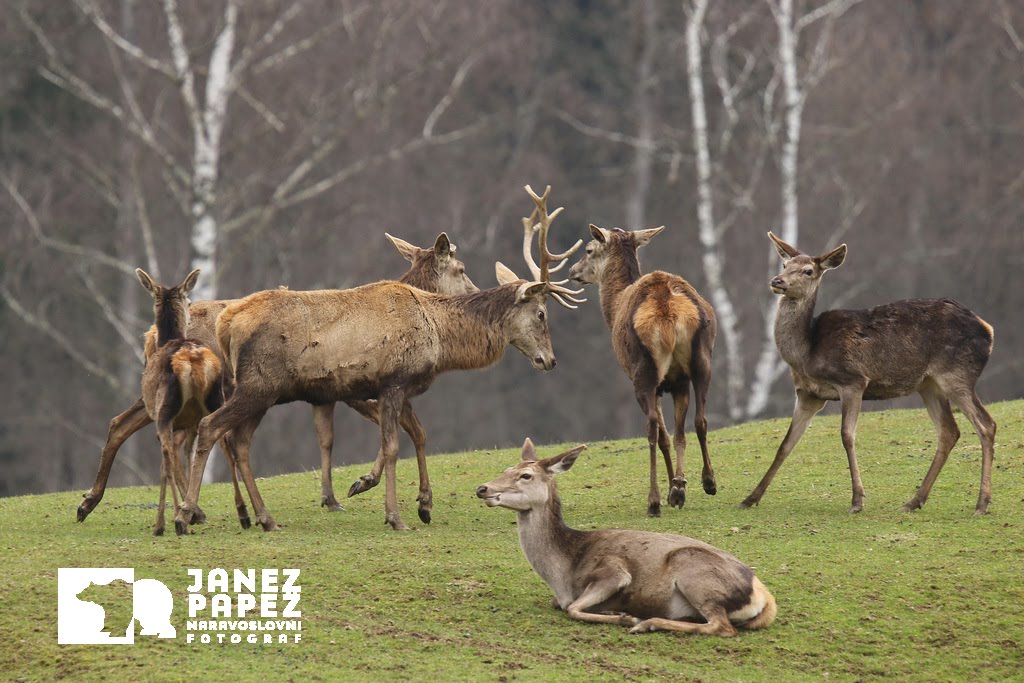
[740,232,996,514]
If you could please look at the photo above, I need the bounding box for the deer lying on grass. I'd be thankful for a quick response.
[476,439,776,636]
[76,232,476,525]
[178,186,583,533]
[135,268,225,536]
[568,225,717,516]
[740,232,996,514]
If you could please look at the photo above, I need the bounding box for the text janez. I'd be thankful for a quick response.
[185,568,302,644]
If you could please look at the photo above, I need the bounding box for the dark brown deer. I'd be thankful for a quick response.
[178,186,582,533]
[476,439,776,636]
[135,268,226,535]
[568,225,717,516]
[739,232,996,514]
[76,232,476,525]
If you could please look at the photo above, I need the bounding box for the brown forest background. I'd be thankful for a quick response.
[2,0,1022,496]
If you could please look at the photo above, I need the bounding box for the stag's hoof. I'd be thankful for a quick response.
[619,614,641,627]
[416,490,433,524]
[174,520,190,536]
[153,526,165,537]
[629,620,657,634]
[702,478,718,496]
[190,507,208,524]
[259,516,280,532]
[668,487,686,509]
[418,508,432,524]
[76,505,90,522]
[737,496,758,509]
[385,514,410,531]
[238,505,252,529]
[899,499,921,513]
[77,494,98,522]
[974,506,991,516]
[321,495,344,512]
[647,501,661,518]
[347,475,379,498]
[850,503,863,514]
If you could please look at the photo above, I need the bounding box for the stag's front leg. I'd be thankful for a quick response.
[312,403,344,511]
[378,392,408,531]
[345,399,385,498]
[400,401,433,524]
[230,413,278,531]
[79,397,152,522]
[838,387,867,513]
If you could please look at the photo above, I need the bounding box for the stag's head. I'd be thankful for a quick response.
[568,224,664,285]
[136,267,200,333]
[388,231,478,295]
[767,232,846,301]
[476,438,587,511]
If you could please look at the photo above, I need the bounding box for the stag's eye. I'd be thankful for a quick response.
[803,269,813,276]
[537,310,545,322]
[586,246,594,255]
[519,473,532,481]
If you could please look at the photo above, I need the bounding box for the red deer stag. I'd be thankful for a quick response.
[76,232,476,525]
[135,268,225,535]
[178,186,583,533]
[739,232,996,514]
[568,225,717,516]
[476,439,776,636]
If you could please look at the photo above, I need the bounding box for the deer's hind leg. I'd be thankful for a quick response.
[901,383,960,512]
[629,610,737,637]
[635,366,664,517]
[79,397,153,522]
[667,386,689,508]
[400,401,433,525]
[230,411,278,531]
[691,349,717,495]
[311,403,344,511]
[947,387,997,514]
[345,399,384,498]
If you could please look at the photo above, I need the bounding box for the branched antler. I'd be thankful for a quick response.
[521,185,586,309]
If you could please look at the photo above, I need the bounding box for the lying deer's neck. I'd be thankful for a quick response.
[516,491,580,598]
[774,290,818,368]
[434,287,516,372]
[598,245,642,328]
[154,299,187,348]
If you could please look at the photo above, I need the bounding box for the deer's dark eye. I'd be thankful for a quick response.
[803,269,813,276]
[537,310,545,321]
[519,473,532,481]
[586,247,594,255]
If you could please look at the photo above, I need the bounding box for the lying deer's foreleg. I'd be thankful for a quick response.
[78,397,152,522]
[564,567,637,627]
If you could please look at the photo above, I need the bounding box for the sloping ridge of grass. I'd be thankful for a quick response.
[2,400,1022,682]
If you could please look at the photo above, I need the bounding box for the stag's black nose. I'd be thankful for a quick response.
[475,486,489,498]
[770,277,785,289]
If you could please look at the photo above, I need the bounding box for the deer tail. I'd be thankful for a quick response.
[739,577,777,631]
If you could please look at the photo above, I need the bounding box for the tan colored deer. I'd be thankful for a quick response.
[568,225,717,516]
[740,232,996,514]
[178,187,583,533]
[476,439,776,636]
[76,232,476,525]
[135,268,225,536]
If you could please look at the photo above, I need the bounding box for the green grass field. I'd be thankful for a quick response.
[2,401,1022,682]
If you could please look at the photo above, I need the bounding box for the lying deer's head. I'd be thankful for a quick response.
[568,224,664,285]
[476,438,587,511]
[387,232,478,295]
[767,232,846,301]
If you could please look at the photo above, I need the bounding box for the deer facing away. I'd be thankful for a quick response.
[476,439,776,636]
[568,225,717,516]
[76,232,476,527]
[135,268,225,536]
[740,232,996,514]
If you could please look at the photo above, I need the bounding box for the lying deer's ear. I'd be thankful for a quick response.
[633,226,665,247]
[768,231,801,261]
[589,224,610,244]
[180,268,201,295]
[542,444,587,474]
[818,243,847,270]
[136,268,159,297]
[515,281,547,303]
[495,262,521,285]
[386,233,420,262]
[433,232,452,261]
[521,437,537,462]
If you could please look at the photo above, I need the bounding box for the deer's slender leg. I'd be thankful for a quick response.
[565,568,637,627]
[78,397,152,522]
[400,401,433,524]
[691,350,717,495]
[667,387,689,508]
[174,430,207,524]
[229,412,278,531]
[629,612,737,637]
[838,386,867,513]
[902,384,960,512]
[219,431,252,529]
[635,371,662,517]
[740,391,826,508]
[311,403,343,511]
[155,436,169,537]
[345,399,384,498]
[378,391,408,531]
[948,389,997,514]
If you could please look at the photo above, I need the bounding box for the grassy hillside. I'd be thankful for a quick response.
[2,401,1022,682]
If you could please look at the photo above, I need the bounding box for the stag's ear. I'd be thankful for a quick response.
[495,262,521,285]
[433,232,452,261]
[136,268,159,297]
[768,231,801,261]
[818,244,847,270]
[542,444,587,475]
[633,226,665,247]
[385,233,420,262]
[515,281,547,303]
[180,268,201,295]
[521,437,537,462]
[589,224,611,243]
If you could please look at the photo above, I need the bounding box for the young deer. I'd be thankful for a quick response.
[740,232,996,514]
[178,187,582,533]
[76,232,476,525]
[568,225,717,516]
[476,439,776,636]
[135,268,225,536]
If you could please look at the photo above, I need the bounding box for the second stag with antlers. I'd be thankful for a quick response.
[569,225,717,516]
[176,186,582,533]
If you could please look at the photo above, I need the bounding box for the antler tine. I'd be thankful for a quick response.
[520,184,586,311]
[521,215,542,281]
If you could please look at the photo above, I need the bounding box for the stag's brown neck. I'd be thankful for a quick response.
[774,292,818,369]
[433,286,518,372]
[598,243,642,328]
[154,296,188,348]
[516,486,585,598]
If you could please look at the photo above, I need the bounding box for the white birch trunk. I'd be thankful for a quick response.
[686,0,744,422]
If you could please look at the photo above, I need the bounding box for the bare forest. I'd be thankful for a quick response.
[2,0,1022,496]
